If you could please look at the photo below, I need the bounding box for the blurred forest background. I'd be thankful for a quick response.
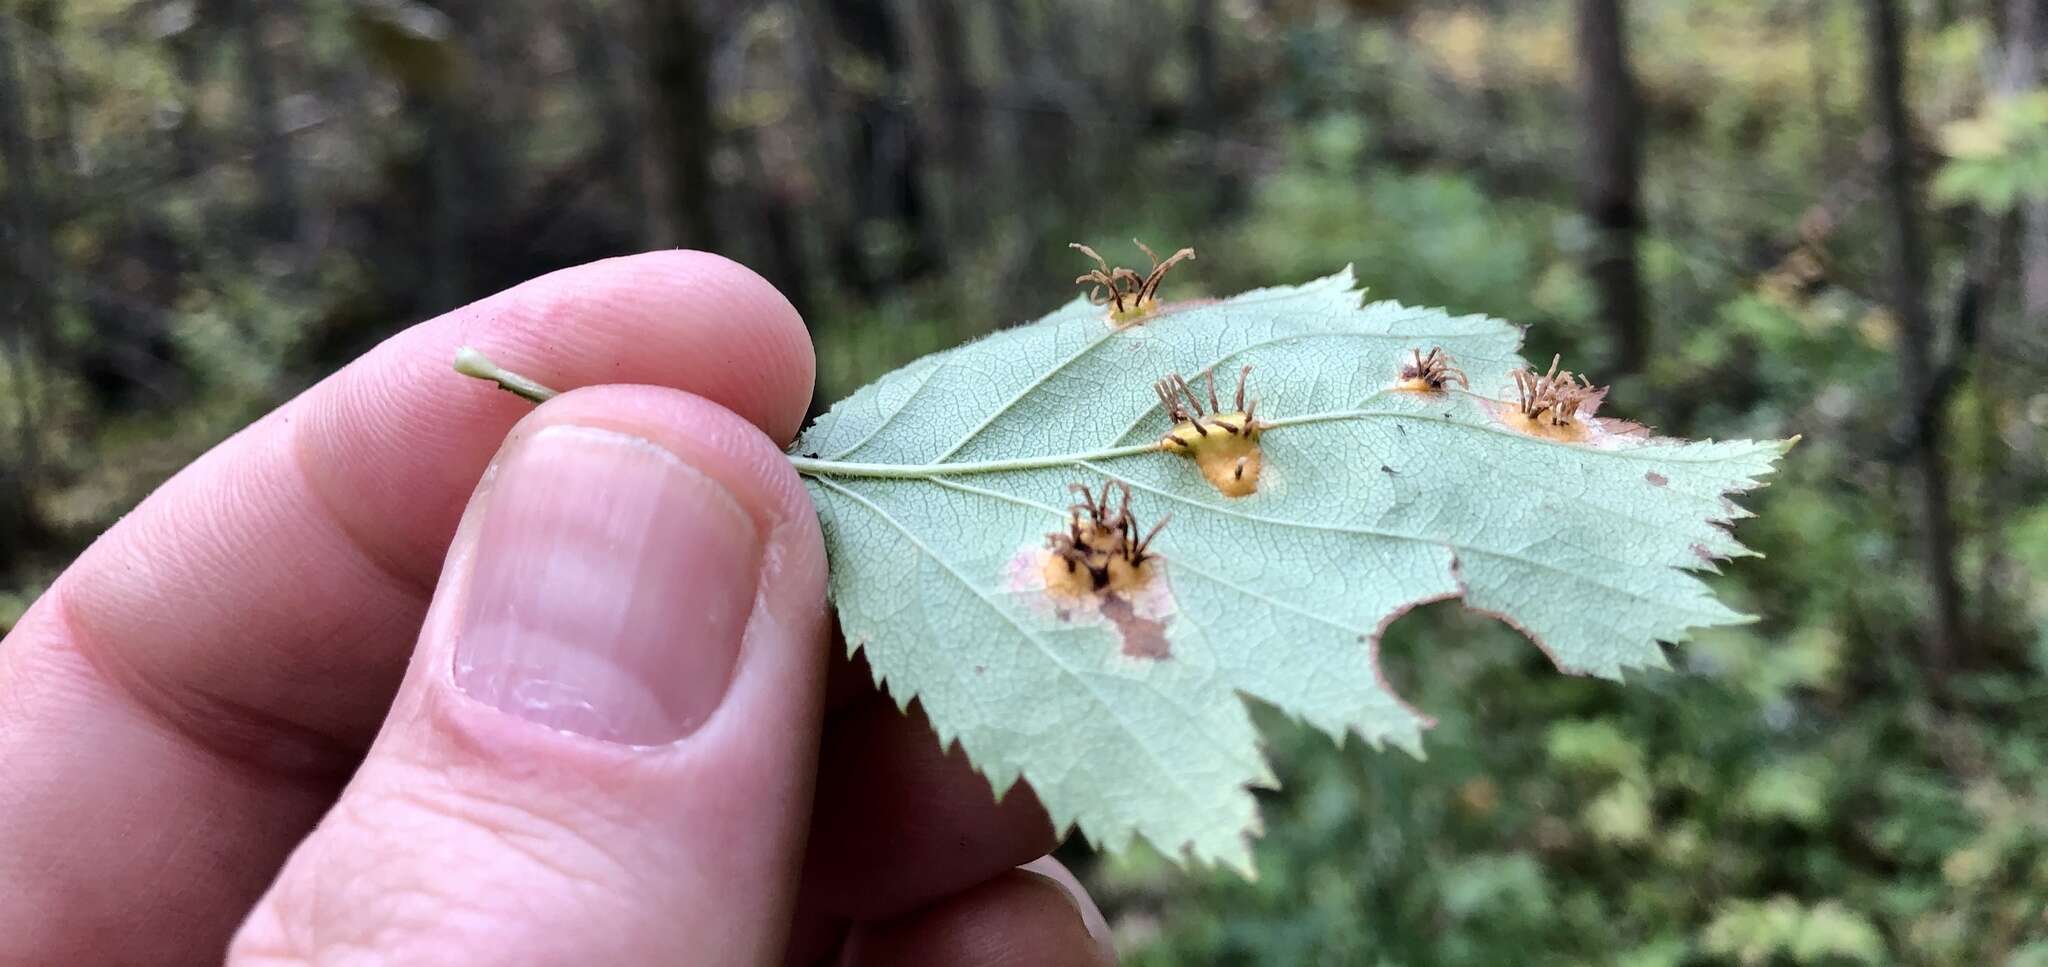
[2,0,2047,962]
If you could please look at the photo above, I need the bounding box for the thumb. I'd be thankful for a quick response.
[231,386,831,965]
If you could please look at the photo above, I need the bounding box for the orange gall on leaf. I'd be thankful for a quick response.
[1495,354,1610,443]
[1071,239,1196,326]
[1394,346,1470,394]
[1155,366,1264,497]
[1043,480,1169,599]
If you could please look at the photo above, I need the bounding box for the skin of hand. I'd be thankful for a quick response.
[0,252,1116,966]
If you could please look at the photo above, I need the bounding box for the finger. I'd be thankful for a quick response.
[0,252,811,965]
[838,858,1115,967]
[803,698,1058,920]
[780,696,1062,964]
[231,386,830,965]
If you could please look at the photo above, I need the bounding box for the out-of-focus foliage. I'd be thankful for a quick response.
[4,0,2046,963]
[1936,90,2048,212]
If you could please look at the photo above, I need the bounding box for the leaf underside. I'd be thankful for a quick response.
[792,269,1784,872]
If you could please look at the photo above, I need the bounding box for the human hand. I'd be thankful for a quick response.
[0,253,1115,965]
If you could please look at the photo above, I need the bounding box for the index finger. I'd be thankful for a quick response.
[0,251,814,965]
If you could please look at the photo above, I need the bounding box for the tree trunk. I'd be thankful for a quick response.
[1189,0,1243,217]
[1974,0,2047,649]
[827,0,936,286]
[168,13,210,182]
[1865,0,1968,678]
[569,0,649,246]
[21,1,76,187]
[1189,0,1219,136]
[1575,0,1650,375]
[729,118,811,313]
[1808,0,1842,183]
[992,1,1070,224]
[0,11,51,570]
[640,0,718,251]
[913,0,976,258]
[424,97,464,312]
[232,0,300,246]
[2001,0,2048,316]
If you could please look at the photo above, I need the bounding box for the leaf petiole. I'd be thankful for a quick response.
[786,445,1162,478]
[454,346,560,404]
[452,348,1399,481]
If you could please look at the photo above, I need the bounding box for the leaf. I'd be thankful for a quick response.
[788,268,1786,871]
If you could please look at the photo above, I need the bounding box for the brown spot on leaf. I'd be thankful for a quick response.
[1017,483,1182,658]
[1692,543,1718,565]
[1646,471,1669,487]
[1102,594,1172,660]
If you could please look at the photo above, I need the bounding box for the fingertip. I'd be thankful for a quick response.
[516,383,821,543]
[236,383,833,965]
[523,250,817,443]
[802,698,1058,920]
[481,383,832,747]
[295,250,819,594]
[616,250,817,442]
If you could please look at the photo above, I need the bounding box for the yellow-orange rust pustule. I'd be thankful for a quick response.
[1501,354,1607,442]
[1155,366,1263,498]
[1043,481,1168,599]
[1395,346,1470,394]
[1071,240,1196,326]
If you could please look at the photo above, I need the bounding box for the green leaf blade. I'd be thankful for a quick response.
[795,271,1784,869]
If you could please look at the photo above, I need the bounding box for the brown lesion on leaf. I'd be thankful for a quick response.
[1496,354,1610,443]
[1155,366,1264,498]
[1071,239,1196,326]
[1645,471,1669,487]
[1394,346,1470,394]
[1100,595,1172,659]
[1043,480,1169,599]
